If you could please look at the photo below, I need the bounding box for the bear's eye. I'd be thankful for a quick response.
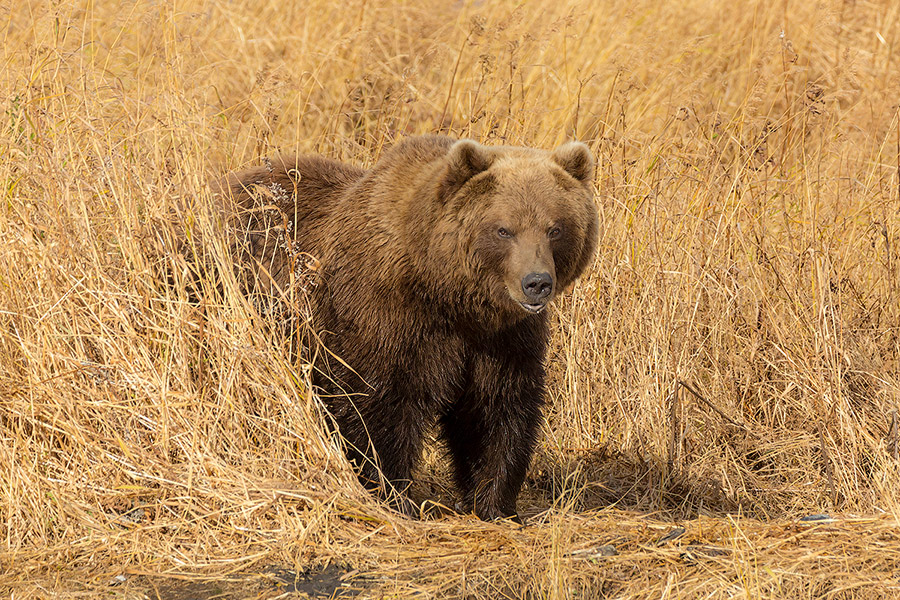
[497,227,513,239]
[548,226,562,240]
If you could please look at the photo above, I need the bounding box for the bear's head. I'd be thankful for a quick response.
[430,139,598,323]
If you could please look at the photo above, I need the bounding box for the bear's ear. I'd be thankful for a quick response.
[439,139,495,202]
[552,141,595,185]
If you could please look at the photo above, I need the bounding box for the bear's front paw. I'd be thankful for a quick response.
[470,503,522,524]
[388,494,421,519]
[481,509,522,524]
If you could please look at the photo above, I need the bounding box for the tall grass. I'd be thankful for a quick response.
[2,0,899,597]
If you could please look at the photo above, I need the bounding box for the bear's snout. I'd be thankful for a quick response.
[520,271,554,310]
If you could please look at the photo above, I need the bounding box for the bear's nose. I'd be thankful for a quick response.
[522,272,553,301]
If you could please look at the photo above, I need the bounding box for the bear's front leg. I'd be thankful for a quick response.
[330,389,428,518]
[440,355,545,521]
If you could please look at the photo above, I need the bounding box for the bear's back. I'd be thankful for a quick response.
[217,154,367,294]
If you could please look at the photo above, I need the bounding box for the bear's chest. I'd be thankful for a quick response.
[314,297,467,404]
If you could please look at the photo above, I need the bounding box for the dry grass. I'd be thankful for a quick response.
[2,0,900,597]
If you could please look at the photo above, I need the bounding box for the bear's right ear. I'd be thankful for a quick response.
[439,139,495,202]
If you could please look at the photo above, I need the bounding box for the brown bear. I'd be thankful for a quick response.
[216,135,598,521]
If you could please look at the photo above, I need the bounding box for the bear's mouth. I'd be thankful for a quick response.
[518,301,547,314]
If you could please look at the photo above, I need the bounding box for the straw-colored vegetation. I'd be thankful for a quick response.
[2,0,900,597]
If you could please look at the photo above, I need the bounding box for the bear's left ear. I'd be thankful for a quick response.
[439,139,495,202]
[552,142,595,185]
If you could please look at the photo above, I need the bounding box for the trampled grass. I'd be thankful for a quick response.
[2,0,899,597]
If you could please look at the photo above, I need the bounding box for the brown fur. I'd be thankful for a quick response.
[217,135,599,521]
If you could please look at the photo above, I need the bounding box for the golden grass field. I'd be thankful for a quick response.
[2,0,900,597]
